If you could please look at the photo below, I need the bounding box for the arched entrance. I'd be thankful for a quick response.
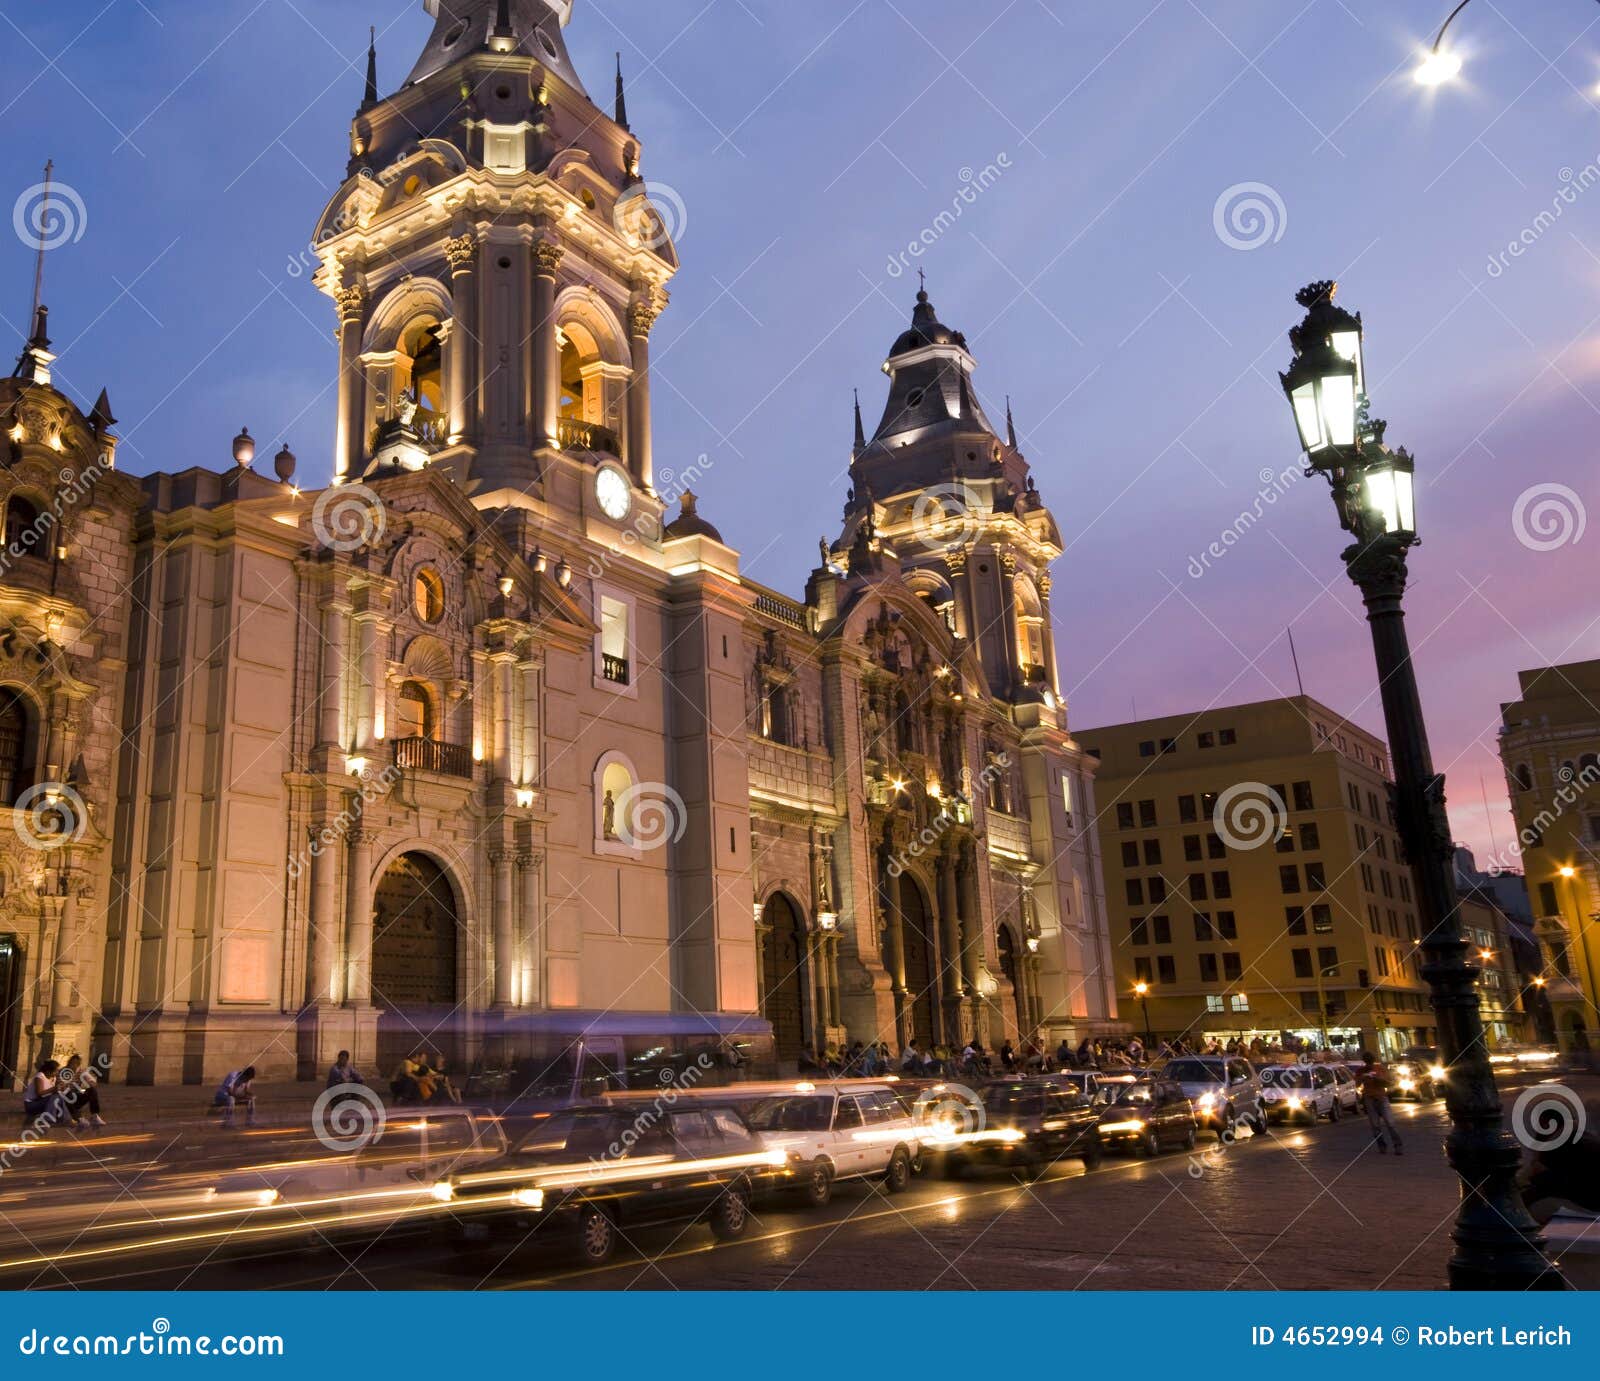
[997,925,1024,1039]
[759,893,807,1062]
[898,875,937,1049]
[371,852,461,1075]
[0,935,22,1089]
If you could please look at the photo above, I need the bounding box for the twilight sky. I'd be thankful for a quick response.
[3,0,1598,866]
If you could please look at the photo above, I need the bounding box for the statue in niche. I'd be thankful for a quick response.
[602,790,618,840]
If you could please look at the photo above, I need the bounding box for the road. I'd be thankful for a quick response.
[4,1096,1468,1291]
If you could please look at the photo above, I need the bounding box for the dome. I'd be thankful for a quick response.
[664,490,723,542]
[887,288,968,358]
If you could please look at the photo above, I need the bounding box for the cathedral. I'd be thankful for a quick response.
[0,0,1119,1087]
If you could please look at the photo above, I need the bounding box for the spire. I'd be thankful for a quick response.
[12,305,53,384]
[1005,395,1017,449]
[957,365,970,418]
[493,0,513,41]
[29,160,52,329]
[90,388,117,433]
[615,52,629,129]
[853,388,865,449]
[362,26,378,110]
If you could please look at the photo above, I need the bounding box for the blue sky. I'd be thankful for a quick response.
[4,0,1600,863]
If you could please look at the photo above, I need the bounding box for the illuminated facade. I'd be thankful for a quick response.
[1498,659,1600,1052]
[1085,696,1434,1056]
[0,0,1114,1086]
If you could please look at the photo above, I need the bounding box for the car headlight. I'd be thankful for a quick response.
[1428,1065,1446,1080]
[1286,1096,1303,1109]
[1399,1078,1415,1091]
[998,1127,1025,1143]
[429,1181,455,1204]
[1099,1119,1145,1135]
[510,1187,545,1210]
[1197,1093,1216,1109]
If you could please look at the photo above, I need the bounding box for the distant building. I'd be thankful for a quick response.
[1497,660,1600,1052]
[1454,848,1550,1044]
[1082,696,1432,1056]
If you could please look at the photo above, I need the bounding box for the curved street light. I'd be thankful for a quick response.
[1278,280,1563,1292]
[1417,0,1600,85]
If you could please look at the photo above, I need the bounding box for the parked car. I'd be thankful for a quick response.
[927,1078,1102,1179]
[1050,1070,1141,1106]
[742,1082,920,1205]
[1094,1077,1198,1156]
[1330,1063,1362,1116]
[1162,1056,1267,1137]
[1258,1064,1339,1124]
[445,1102,779,1265]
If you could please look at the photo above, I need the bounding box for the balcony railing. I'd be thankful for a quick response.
[557,417,621,455]
[602,653,631,686]
[392,737,474,779]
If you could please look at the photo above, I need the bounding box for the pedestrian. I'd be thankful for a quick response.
[59,1053,107,1130]
[213,1065,257,1128]
[1000,1039,1017,1071]
[900,1038,922,1073]
[326,1049,364,1089]
[1357,1050,1403,1155]
[798,1043,821,1075]
[21,1059,66,1131]
[1055,1038,1072,1069]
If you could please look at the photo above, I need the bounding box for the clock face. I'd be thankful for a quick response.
[595,466,631,521]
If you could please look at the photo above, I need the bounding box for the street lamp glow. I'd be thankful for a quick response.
[1415,48,1463,86]
[1558,865,1577,879]
[1133,980,1149,997]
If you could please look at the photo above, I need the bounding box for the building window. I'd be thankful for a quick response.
[1301,822,1320,850]
[1198,731,1214,749]
[1148,876,1168,903]
[1151,915,1171,944]
[1199,953,1219,983]
[1134,957,1153,983]
[1292,781,1315,811]
[1229,992,1249,1012]
[1219,728,1237,746]
[1178,794,1198,823]
[1121,842,1140,868]
[1222,953,1242,981]
[1211,871,1232,899]
[1514,763,1534,791]
[1311,903,1333,933]
[1206,833,1226,860]
[600,595,631,686]
[1130,918,1149,946]
[1280,865,1301,894]
[1116,802,1135,830]
[394,679,436,741]
[2,494,40,551]
[1139,740,1155,758]
[1143,839,1163,866]
[1061,773,1074,822]
[1216,910,1237,940]
[1286,906,1307,935]
[1125,879,1143,907]
[1188,873,1208,901]
[1537,881,1559,915]
[1194,913,1213,942]
[1305,861,1326,891]
[0,688,34,806]
[1183,835,1202,862]
[1292,948,1312,979]
[413,566,445,624]
[1205,994,1225,1013]
[1156,955,1176,984]
[1138,800,1157,828]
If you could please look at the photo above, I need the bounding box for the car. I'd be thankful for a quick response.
[1049,1069,1144,1107]
[1161,1056,1267,1137]
[445,1102,779,1265]
[742,1081,920,1206]
[1258,1064,1340,1124]
[1390,1048,1443,1101]
[1094,1077,1198,1156]
[1491,1044,1561,1072]
[926,1078,1103,1179]
[1330,1063,1362,1115]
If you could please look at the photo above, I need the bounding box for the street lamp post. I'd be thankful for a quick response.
[1278,281,1562,1291]
[1134,980,1154,1049]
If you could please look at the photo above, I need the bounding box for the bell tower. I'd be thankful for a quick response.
[312,0,676,518]
[832,286,1067,711]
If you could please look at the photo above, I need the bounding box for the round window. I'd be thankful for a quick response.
[906,388,925,408]
[537,29,559,58]
[443,22,466,48]
[414,567,445,624]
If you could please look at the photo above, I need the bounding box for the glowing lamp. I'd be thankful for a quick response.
[1415,49,1462,86]
[1362,449,1417,538]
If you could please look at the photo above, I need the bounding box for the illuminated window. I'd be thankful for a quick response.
[395,680,435,741]
[0,687,35,806]
[414,567,445,624]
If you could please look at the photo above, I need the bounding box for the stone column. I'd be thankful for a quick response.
[517,852,541,1008]
[444,233,477,445]
[1038,572,1060,697]
[48,891,79,1022]
[957,842,983,1038]
[345,825,375,1005]
[999,552,1022,692]
[307,820,339,1005]
[492,655,514,782]
[491,848,514,1009]
[878,845,907,1044]
[333,278,367,483]
[531,240,564,450]
[318,596,349,750]
[353,613,382,752]
[518,657,540,789]
[937,847,964,1044]
[626,295,659,490]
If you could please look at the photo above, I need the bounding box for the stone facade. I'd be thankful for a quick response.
[0,0,1116,1088]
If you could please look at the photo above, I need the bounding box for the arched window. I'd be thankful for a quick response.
[0,689,34,806]
[413,567,445,624]
[395,681,435,742]
[1514,763,1534,792]
[1013,577,1047,682]
[401,319,444,417]
[598,758,636,845]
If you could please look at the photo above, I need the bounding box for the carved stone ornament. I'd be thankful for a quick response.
[445,235,477,272]
[533,240,566,277]
[334,282,367,324]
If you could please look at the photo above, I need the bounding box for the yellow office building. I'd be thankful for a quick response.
[1083,696,1432,1056]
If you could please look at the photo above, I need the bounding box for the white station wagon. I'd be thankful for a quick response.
[742,1081,921,1206]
